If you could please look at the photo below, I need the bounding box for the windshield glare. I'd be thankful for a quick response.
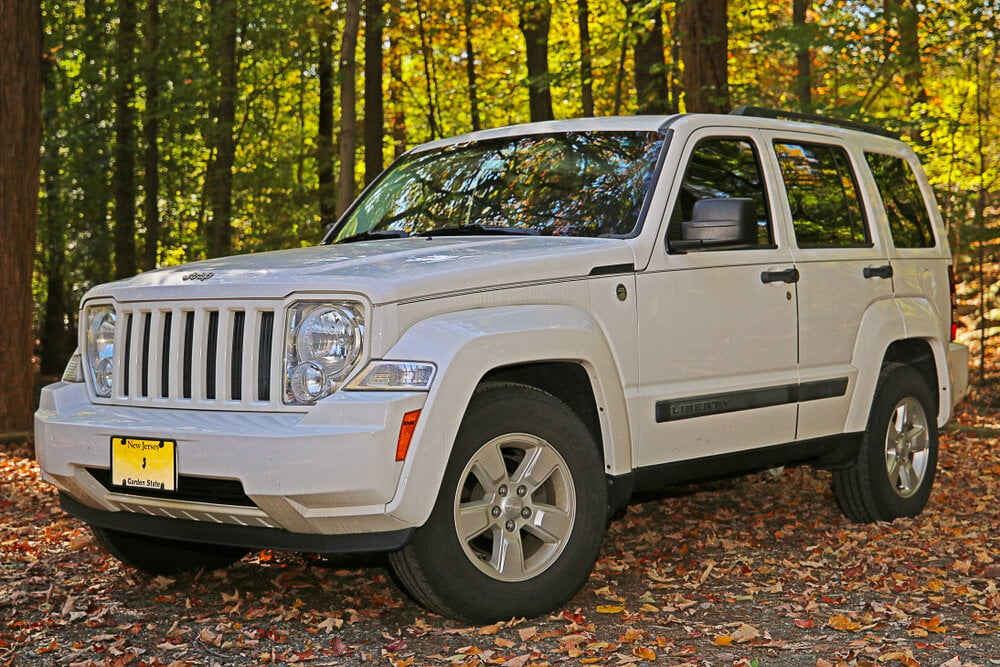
[332,131,664,241]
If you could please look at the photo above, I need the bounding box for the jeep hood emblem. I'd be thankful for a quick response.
[181,271,215,282]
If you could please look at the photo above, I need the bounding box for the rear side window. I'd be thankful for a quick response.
[669,137,773,246]
[774,142,870,248]
[865,152,936,248]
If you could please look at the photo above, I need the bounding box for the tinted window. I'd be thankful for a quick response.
[865,152,935,248]
[332,132,664,239]
[774,142,870,247]
[669,137,772,245]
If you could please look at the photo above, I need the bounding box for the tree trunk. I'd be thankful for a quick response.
[519,0,555,122]
[364,0,384,184]
[415,0,439,139]
[317,29,336,227]
[464,0,482,130]
[625,0,668,114]
[678,0,730,113]
[142,0,161,270]
[113,0,138,278]
[206,0,237,258]
[388,31,408,157]
[0,0,42,433]
[613,0,631,115]
[40,143,73,377]
[81,0,113,284]
[577,0,594,117]
[793,0,812,111]
[889,0,928,143]
[337,0,361,217]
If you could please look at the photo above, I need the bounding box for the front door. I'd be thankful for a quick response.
[635,129,799,470]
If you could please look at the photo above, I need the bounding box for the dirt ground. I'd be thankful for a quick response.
[3,392,999,667]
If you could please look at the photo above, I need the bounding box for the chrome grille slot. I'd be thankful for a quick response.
[110,301,281,410]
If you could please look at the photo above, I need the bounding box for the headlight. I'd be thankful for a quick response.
[84,305,116,397]
[284,302,364,404]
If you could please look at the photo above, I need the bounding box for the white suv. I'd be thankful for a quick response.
[36,108,970,623]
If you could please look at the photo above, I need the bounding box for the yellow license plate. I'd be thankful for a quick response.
[110,436,177,491]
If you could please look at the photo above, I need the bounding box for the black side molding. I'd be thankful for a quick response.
[59,493,414,555]
[656,377,848,422]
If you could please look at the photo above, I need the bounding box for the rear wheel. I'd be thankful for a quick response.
[390,383,607,623]
[91,526,248,575]
[833,363,938,522]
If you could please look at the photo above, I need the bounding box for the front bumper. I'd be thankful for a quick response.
[35,381,427,544]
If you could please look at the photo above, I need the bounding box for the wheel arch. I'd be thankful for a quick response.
[845,298,952,432]
[380,304,632,528]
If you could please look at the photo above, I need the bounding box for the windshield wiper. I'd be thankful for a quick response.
[419,223,539,238]
[337,229,410,244]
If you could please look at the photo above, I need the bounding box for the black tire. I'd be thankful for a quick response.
[389,382,607,623]
[833,363,938,523]
[91,526,248,575]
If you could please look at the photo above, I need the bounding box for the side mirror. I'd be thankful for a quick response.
[672,198,758,251]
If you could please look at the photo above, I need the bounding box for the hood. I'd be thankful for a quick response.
[85,237,637,304]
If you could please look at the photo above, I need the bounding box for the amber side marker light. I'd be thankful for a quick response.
[396,410,422,461]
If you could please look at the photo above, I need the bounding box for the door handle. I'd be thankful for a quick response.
[761,267,800,284]
[863,264,893,279]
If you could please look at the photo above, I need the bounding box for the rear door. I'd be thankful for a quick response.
[761,132,894,440]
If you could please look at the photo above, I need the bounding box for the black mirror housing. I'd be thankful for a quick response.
[680,198,758,246]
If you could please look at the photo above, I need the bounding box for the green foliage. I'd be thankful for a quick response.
[36,0,1000,368]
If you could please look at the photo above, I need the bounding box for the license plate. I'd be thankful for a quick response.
[110,436,177,492]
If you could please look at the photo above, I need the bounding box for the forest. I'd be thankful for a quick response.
[0,0,998,433]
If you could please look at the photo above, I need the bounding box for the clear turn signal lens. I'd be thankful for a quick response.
[345,361,436,391]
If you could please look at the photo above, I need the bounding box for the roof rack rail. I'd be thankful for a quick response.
[729,105,898,139]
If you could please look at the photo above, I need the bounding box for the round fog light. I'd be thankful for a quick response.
[290,361,328,403]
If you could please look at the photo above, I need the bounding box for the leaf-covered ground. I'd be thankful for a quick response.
[3,395,999,667]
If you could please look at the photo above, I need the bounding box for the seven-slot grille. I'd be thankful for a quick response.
[108,301,282,410]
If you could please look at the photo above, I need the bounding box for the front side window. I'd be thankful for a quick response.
[331,131,665,240]
[668,137,773,246]
[865,152,936,248]
[774,142,870,248]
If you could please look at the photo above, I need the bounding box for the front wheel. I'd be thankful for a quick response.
[91,526,248,575]
[833,363,938,522]
[389,383,607,623]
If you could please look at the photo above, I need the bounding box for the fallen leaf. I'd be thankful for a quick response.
[596,605,625,614]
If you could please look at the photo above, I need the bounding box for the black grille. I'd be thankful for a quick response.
[86,467,256,507]
[257,311,274,401]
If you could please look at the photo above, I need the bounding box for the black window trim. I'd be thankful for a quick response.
[772,138,875,250]
[665,132,779,253]
[863,149,938,249]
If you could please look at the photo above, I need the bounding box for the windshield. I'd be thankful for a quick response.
[329,131,665,241]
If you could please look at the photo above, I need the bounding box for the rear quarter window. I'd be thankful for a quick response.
[864,152,936,248]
